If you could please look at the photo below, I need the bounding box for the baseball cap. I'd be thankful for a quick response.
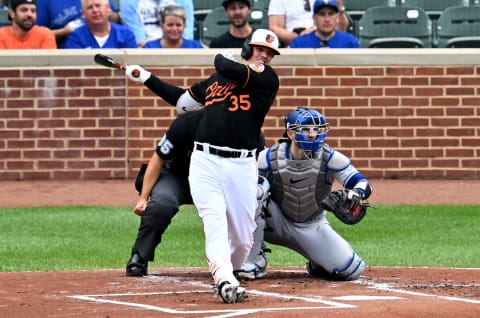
[313,0,339,14]
[248,28,280,55]
[222,0,251,8]
[10,0,37,11]
[8,0,37,21]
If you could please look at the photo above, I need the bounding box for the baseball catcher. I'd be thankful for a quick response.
[235,106,373,282]
[321,189,370,225]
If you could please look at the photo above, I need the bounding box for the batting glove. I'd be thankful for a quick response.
[219,49,236,62]
[125,65,151,83]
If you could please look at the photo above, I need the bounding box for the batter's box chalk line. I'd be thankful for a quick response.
[70,290,355,317]
[68,269,480,316]
[68,273,416,317]
[354,278,480,304]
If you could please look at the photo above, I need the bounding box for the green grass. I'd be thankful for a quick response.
[0,205,478,272]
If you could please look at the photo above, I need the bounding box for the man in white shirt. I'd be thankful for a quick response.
[268,0,349,47]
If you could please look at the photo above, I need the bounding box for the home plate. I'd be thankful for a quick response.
[333,296,403,301]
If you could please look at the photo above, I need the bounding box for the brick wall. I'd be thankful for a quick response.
[0,50,479,180]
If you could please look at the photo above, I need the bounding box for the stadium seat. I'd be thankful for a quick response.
[358,6,433,48]
[0,8,9,27]
[252,0,270,10]
[399,0,469,19]
[193,0,219,22]
[436,5,480,48]
[343,0,397,37]
[201,7,268,47]
[399,0,469,47]
[249,8,269,29]
[343,0,397,21]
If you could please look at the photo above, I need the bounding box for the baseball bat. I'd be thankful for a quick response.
[93,53,140,77]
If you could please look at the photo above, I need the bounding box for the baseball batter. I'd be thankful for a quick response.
[125,28,280,303]
[236,107,373,281]
[125,106,265,277]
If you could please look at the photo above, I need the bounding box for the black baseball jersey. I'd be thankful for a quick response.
[155,110,205,180]
[188,54,279,150]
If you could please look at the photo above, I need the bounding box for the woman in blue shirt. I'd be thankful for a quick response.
[143,5,203,48]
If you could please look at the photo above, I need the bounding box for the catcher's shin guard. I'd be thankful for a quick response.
[307,252,365,281]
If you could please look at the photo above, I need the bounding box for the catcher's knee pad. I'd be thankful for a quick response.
[307,252,365,281]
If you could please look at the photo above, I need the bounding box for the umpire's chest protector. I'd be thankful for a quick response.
[269,143,333,222]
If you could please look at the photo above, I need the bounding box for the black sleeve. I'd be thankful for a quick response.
[144,75,186,106]
[214,54,249,83]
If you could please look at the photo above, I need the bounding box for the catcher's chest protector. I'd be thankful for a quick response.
[269,143,334,222]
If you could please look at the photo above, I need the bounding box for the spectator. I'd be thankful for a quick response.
[143,5,203,48]
[36,0,120,48]
[0,0,56,49]
[209,0,253,48]
[289,0,359,48]
[119,0,194,48]
[65,0,137,48]
[268,0,349,47]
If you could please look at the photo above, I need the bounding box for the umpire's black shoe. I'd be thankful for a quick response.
[126,253,148,277]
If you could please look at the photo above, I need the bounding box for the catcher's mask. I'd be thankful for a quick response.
[284,106,329,153]
[241,28,280,60]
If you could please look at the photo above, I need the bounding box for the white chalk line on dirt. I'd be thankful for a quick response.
[68,268,479,317]
[69,274,357,317]
[70,290,354,317]
[355,279,480,304]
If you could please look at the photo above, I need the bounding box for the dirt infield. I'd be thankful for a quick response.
[1,179,479,317]
[2,178,480,207]
[1,267,479,317]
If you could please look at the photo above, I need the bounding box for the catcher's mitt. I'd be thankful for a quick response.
[321,190,369,225]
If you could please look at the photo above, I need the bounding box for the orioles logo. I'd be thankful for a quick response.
[205,81,237,106]
[265,34,275,44]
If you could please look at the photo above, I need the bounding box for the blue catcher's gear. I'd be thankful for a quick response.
[285,107,329,153]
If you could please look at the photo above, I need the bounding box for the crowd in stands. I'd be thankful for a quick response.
[0,0,479,50]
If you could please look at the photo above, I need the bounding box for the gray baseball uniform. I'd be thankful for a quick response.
[252,141,370,280]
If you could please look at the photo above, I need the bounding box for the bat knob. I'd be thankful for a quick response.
[132,69,140,78]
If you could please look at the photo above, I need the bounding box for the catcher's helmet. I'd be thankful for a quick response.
[241,29,280,60]
[285,107,329,152]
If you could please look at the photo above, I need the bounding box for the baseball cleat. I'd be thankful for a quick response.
[235,252,267,280]
[217,281,247,303]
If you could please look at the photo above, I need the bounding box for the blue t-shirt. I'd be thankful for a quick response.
[290,31,360,48]
[65,23,137,49]
[36,0,119,48]
[143,38,203,48]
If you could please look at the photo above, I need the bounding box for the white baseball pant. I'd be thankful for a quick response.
[189,144,257,286]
